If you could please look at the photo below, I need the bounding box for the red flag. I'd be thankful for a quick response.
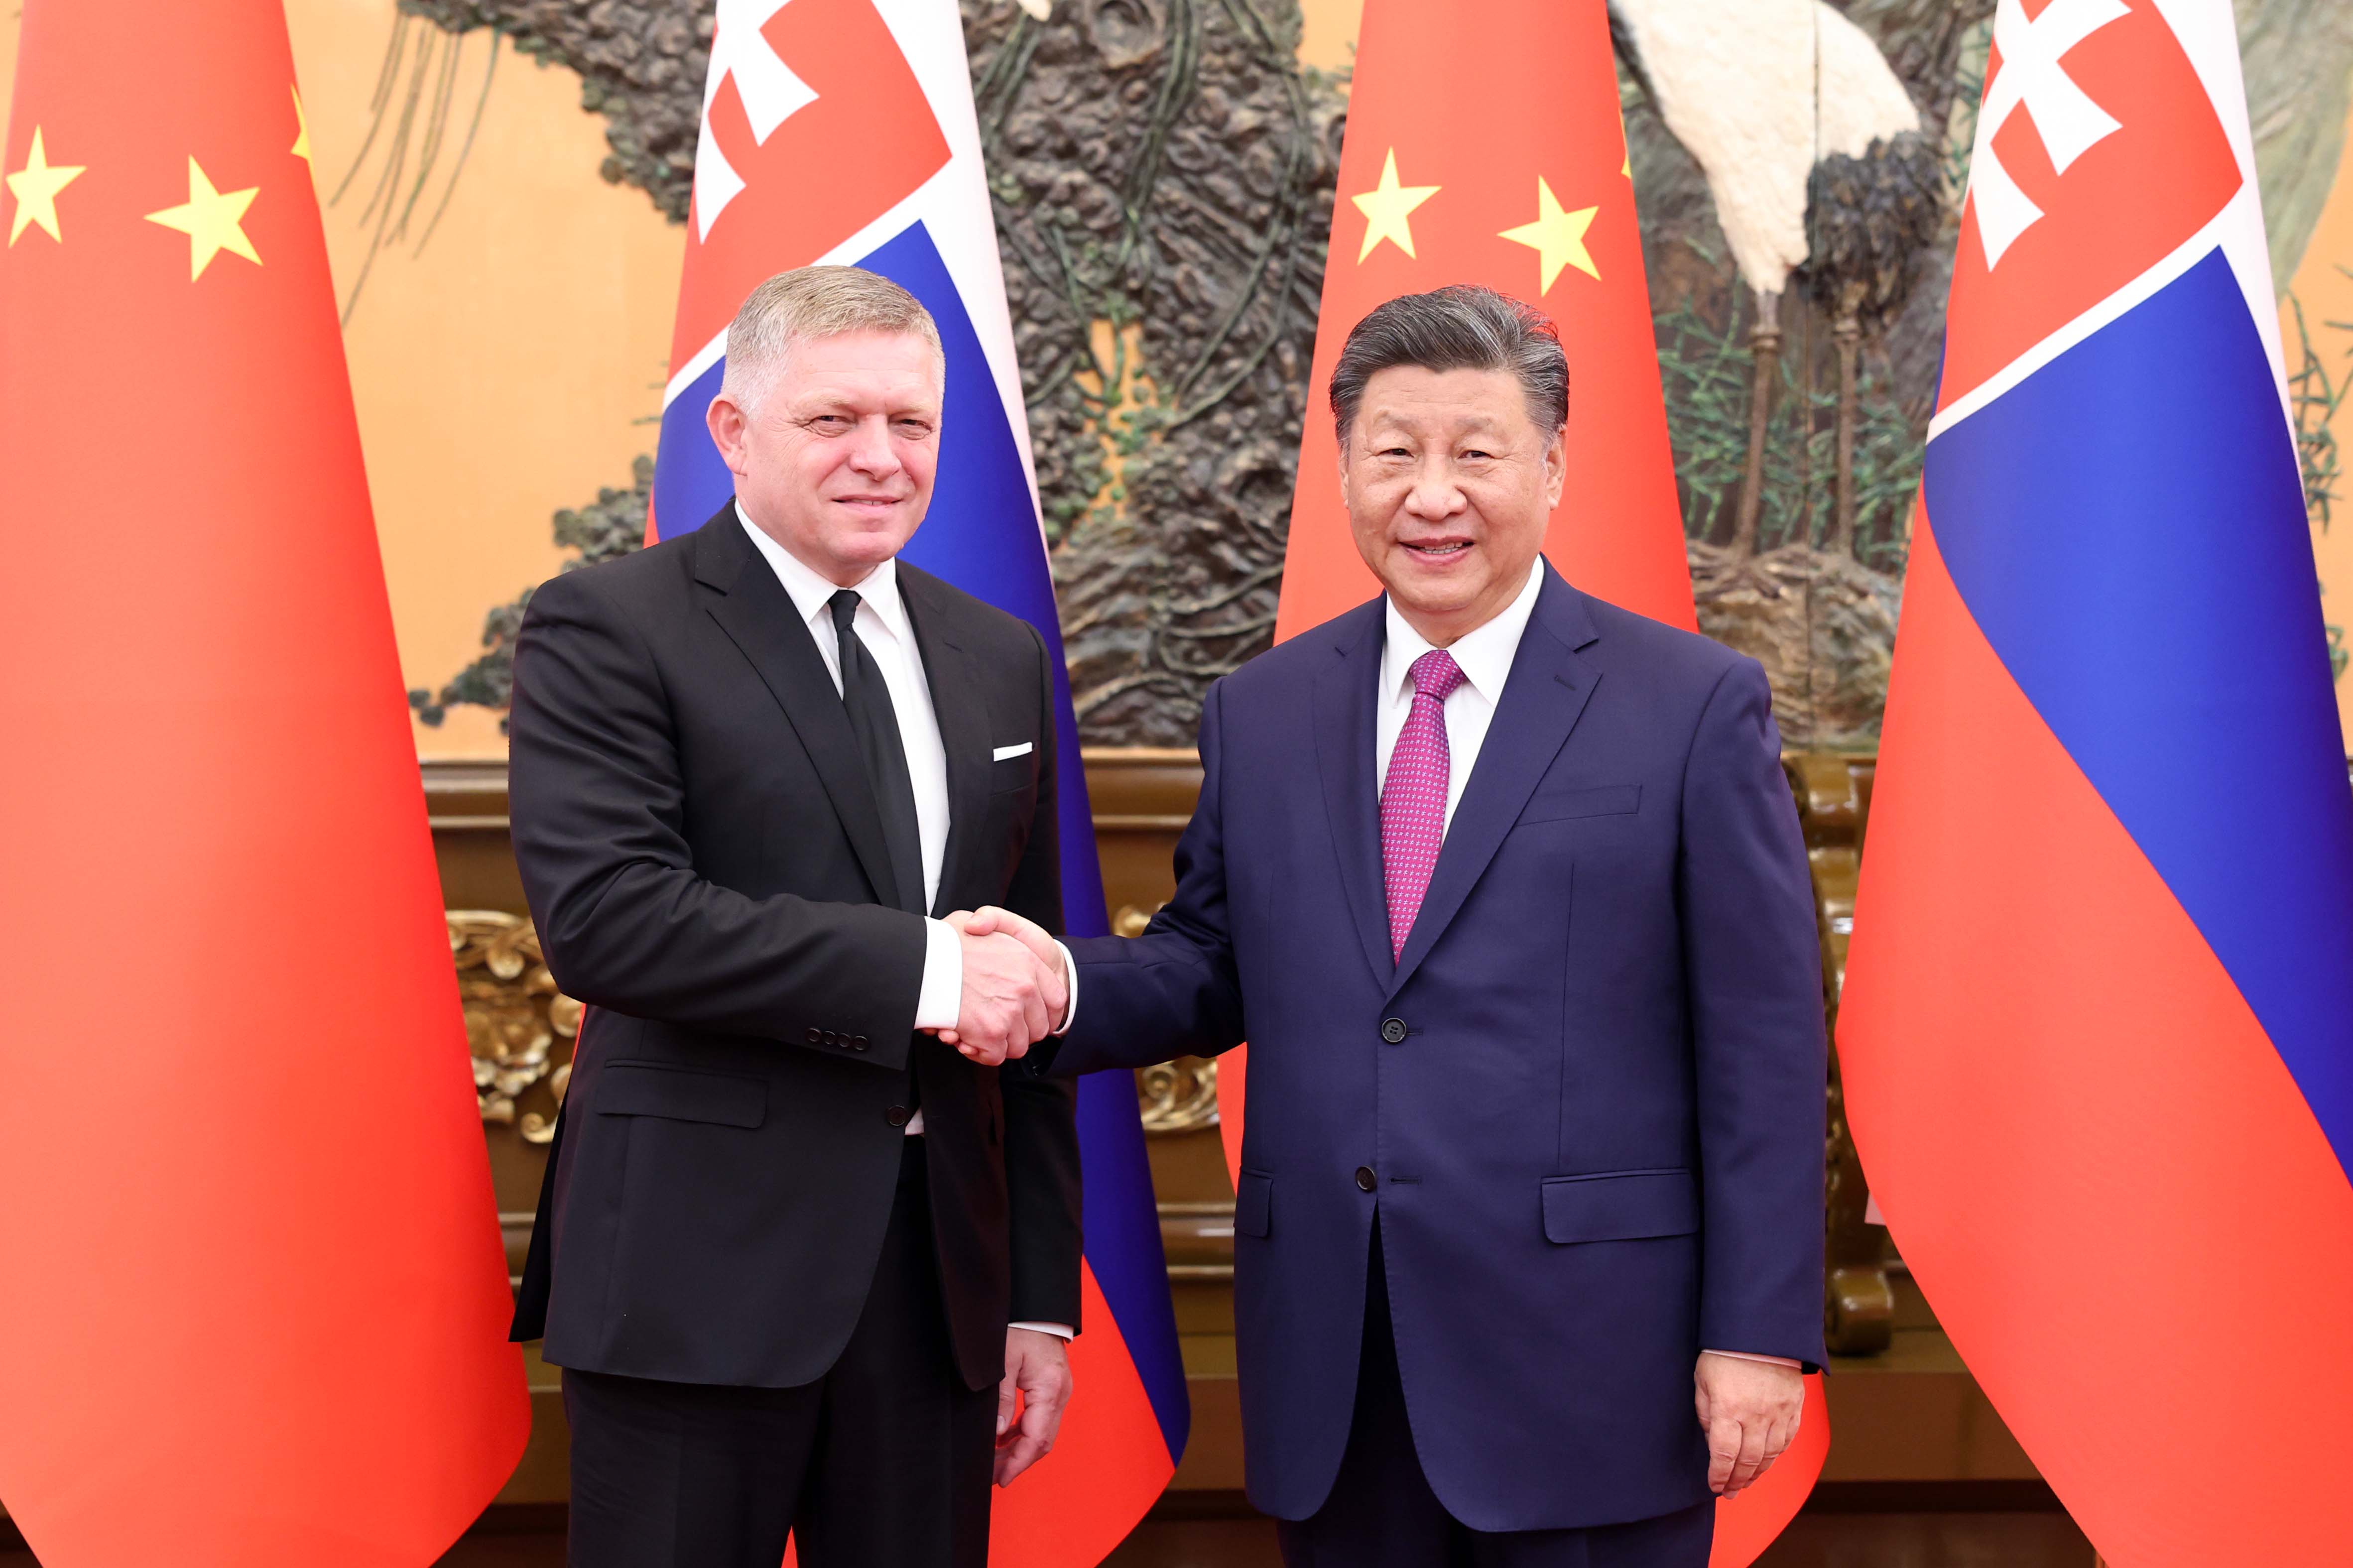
[0,3,530,1562]
[1242,3,1814,1557]
[1270,0,1695,639]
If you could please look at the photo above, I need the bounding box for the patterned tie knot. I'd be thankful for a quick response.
[1410,648,1465,703]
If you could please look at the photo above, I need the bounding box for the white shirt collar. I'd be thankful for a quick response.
[736,500,913,648]
[1381,557,1546,705]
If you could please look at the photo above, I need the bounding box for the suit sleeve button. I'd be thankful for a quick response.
[886,1105,911,1127]
[806,1027,823,1045]
[1380,1017,1408,1044]
[851,1036,869,1052]
[822,1030,838,1046]
[1355,1166,1377,1192]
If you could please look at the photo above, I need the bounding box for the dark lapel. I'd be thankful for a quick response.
[1311,599,1396,989]
[897,564,992,917]
[1389,565,1604,998]
[693,504,901,909]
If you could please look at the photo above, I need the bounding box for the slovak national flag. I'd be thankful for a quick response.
[1839,1,2353,1562]
[648,2,1188,1561]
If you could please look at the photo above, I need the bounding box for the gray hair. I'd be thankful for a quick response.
[719,265,945,416]
[1328,285,1569,443]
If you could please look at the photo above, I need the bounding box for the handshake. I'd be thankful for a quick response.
[928,906,1071,1066]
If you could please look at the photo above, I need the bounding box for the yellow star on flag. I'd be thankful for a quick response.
[291,87,311,162]
[1498,176,1599,293]
[6,128,87,247]
[1352,147,1440,263]
[146,157,262,280]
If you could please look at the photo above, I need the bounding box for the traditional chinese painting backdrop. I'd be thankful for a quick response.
[4,0,2350,756]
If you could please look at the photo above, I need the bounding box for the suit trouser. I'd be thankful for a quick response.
[1277,1221,1715,1568]
[562,1138,995,1568]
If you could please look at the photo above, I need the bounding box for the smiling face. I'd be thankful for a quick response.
[1339,363,1565,646]
[705,328,945,586]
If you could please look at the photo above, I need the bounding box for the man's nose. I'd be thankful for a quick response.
[845,417,901,480]
[1402,456,1466,519]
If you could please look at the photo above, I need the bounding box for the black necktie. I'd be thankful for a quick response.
[828,589,926,916]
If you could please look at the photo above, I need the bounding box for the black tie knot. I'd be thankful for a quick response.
[828,588,862,637]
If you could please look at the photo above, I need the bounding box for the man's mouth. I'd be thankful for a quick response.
[1402,539,1471,558]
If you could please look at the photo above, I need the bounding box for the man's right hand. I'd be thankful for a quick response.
[948,926,1067,1066]
[957,905,1064,970]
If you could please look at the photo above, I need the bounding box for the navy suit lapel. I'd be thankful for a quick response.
[1312,601,1396,989]
[694,506,903,910]
[1389,567,1603,998]
[898,566,991,918]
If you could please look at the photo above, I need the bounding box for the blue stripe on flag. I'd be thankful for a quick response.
[1924,248,2353,1180]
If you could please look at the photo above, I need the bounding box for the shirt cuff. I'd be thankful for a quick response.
[915,918,963,1033]
[1051,941,1078,1035]
[1010,1321,1075,1340]
[1704,1349,1802,1368]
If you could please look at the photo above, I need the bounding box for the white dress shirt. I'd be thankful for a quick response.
[741,507,1074,1342]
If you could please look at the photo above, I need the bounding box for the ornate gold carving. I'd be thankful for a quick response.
[1137,1056,1221,1134]
[1111,901,1225,1135]
[449,910,578,1145]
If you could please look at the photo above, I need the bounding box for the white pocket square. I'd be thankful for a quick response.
[992,742,1034,761]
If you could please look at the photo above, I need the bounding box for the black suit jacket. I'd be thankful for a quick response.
[505,505,1082,1392]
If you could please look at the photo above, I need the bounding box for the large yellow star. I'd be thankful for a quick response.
[1352,147,1440,263]
[290,87,311,162]
[6,128,87,246]
[1498,176,1599,294]
[145,157,262,280]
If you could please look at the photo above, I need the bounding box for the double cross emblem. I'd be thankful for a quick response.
[694,0,820,240]
[1971,0,2130,268]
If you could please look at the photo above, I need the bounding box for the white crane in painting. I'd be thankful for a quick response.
[1611,0,1941,559]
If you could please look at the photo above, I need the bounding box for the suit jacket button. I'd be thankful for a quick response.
[1355,1166,1377,1192]
[851,1036,869,1052]
[805,1027,822,1045]
[1380,1017,1408,1044]
[886,1105,911,1127]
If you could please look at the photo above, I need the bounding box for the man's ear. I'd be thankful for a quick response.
[1543,424,1568,508]
[705,394,751,478]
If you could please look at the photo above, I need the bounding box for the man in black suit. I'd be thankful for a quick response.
[505,266,1083,1568]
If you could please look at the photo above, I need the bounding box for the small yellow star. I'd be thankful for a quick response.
[1352,147,1440,263]
[146,156,262,280]
[1498,176,1599,294]
[290,87,311,162]
[6,128,87,246]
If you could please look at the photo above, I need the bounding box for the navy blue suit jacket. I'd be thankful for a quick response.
[1044,565,1827,1530]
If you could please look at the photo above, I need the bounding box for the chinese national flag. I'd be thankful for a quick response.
[1240,3,1823,1563]
[0,2,530,1563]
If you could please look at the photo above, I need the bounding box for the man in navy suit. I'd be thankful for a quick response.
[958,285,1826,1566]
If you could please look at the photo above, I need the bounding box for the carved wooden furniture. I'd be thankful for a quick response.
[1783,753,1895,1355]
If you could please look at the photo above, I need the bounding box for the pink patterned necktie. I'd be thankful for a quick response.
[1382,648,1466,962]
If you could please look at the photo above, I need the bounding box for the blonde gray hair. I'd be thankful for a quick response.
[718,266,945,416]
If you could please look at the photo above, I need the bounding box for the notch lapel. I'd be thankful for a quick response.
[694,508,903,910]
[1312,602,1396,989]
[1389,568,1603,997]
[898,567,991,917]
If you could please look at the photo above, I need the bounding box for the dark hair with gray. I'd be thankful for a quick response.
[1328,284,1569,444]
